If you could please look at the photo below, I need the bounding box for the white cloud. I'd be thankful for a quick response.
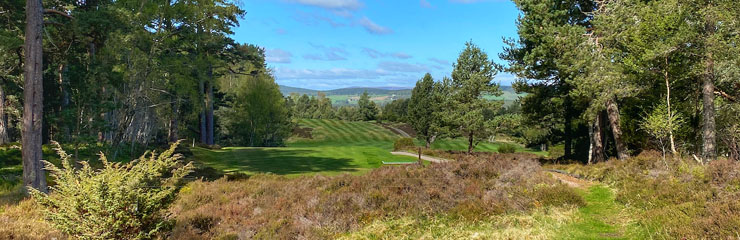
[378,61,430,73]
[391,52,412,59]
[303,44,349,61]
[358,17,393,35]
[289,0,363,11]
[293,10,347,27]
[361,48,384,58]
[361,48,412,59]
[428,57,449,65]
[420,0,432,8]
[275,67,390,80]
[265,49,293,64]
[450,0,498,3]
[494,72,516,85]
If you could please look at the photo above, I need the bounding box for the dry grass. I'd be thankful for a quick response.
[0,199,63,239]
[339,207,577,240]
[169,156,583,239]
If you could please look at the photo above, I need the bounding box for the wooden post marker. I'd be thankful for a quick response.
[418,147,423,165]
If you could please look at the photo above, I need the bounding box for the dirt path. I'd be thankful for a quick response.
[389,151,449,163]
[386,126,411,137]
[546,170,593,189]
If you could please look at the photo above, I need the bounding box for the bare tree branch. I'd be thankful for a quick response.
[715,90,737,102]
[43,9,73,19]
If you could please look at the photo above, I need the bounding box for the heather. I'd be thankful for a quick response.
[169,156,583,239]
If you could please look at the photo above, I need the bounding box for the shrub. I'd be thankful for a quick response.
[497,143,517,153]
[393,137,415,151]
[30,141,193,239]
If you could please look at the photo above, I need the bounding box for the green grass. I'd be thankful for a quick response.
[192,119,546,176]
[423,138,547,156]
[191,119,419,177]
[555,185,641,239]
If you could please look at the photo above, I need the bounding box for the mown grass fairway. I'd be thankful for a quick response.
[192,119,547,176]
[428,138,548,156]
[191,119,419,176]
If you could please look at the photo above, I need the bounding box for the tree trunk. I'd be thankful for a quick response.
[22,0,48,193]
[0,84,8,145]
[59,64,70,141]
[563,97,573,159]
[467,131,474,154]
[589,112,605,164]
[606,98,628,160]
[199,79,207,144]
[702,52,716,161]
[206,81,215,145]
[665,56,677,155]
[168,96,179,143]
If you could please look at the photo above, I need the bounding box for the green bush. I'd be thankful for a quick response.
[547,144,565,159]
[497,143,517,153]
[30,141,193,239]
[393,137,416,151]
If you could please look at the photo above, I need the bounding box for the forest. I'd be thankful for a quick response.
[1,0,740,238]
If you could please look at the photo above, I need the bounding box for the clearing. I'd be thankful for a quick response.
[192,119,545,176]
[191,119,420,176]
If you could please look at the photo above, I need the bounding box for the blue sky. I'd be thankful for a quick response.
[232,0,520,90]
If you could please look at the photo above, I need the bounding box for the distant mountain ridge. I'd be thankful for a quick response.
[279,85,515,97]
[279,85,412,96]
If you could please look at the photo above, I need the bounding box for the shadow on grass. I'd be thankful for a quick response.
[191,147,357,176]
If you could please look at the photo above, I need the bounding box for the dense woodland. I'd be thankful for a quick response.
[504,0,740,163]
[0,0,295,191]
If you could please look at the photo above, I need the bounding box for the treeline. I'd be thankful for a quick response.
[288,91,381,121]
[502,0,739,163]
[0,0,293,192]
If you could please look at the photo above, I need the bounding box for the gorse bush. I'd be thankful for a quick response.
[393,137,416,151]
[497,143,517,153]
[30,141,193,239]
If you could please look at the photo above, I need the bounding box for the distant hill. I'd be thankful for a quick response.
[278,85,522,106]
[279,85,319,96]
[325,87,411,96]
[279,85,411,96]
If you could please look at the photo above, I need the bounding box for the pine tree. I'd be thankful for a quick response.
[447,41,502,154]
[408,73,444,148]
